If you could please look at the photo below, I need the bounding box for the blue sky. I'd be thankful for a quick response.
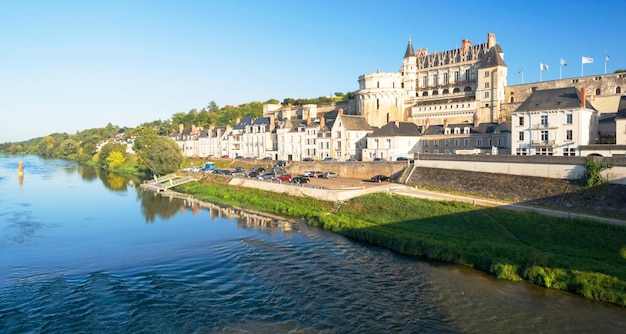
[1,0,623,143]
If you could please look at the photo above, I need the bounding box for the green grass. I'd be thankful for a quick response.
[175,178,626,307]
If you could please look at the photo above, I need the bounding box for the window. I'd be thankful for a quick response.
[454,71,459,82]
[454,128,460,134]
[484,71,489,77]
[566,130,573,140]
[484,92,489,98]
[464,139,470,146]
[454,139,460,146]
[519,116,524,126]
[485,82,490,88]
[386,139,391,149]
[541,115,548,127]
[374,139,379,149]
[566,114,573,124]
[516,148,528,156]
[498,138,503,146]
[519,131,524,141]
[445,139,450,146]
[476,138,483,147]
[443,72,449,85]
[422,76,428,87]
[564,148,576,156]
[424,140,428,147]
[541,130,549,142]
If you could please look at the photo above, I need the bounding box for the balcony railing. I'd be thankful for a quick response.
[531,140,556,147]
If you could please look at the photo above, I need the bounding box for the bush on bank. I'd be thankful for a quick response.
[175,177,626,307]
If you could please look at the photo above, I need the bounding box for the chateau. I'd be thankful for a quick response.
[173,33,626,160]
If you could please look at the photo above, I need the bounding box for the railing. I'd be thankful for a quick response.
[531,140,556,147]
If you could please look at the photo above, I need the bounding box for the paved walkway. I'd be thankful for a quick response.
[392,185,626,227]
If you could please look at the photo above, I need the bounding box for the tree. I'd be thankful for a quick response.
[106,151,126,169]
[133,126,158,171]
[145,137,184,176]
[208,101,219,112]
[98,142,125,168]
[58,138,79,157]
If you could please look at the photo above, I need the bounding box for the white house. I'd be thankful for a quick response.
[510,87,598,156]
[362,121,422,161]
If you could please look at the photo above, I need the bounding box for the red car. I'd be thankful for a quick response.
[274,174,292,182]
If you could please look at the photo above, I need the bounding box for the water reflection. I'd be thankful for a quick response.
[138,189,294,234]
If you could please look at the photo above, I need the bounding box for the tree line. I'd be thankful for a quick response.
[0,93,355,176]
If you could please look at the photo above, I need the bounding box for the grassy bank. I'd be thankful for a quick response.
[176,176,626,307]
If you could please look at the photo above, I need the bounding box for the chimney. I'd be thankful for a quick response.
[474,115,480,127]
[338,108,344,115]
[487,33,496,49]
[443,118,449,128]
[306,116,311,125]
[319,116,326,129]
[179,123,184,134]
[394,120,400,127]
[191,124,196,134]
[425,117,431,129]
[461,39,472,53]
[580,87,586,108]
[269,114,275,132]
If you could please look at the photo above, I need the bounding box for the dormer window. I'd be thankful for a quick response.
[453,128,460,134]
[463,127,470,134]
[444,128,451,135]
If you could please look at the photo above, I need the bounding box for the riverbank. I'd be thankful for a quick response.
[175,175,626,307]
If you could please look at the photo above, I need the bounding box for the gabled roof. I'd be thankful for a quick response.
[369,122,421,137]
[251,117,270,126]
[617,96,626,119]
[335,115,372,131]
[233,116,253,130]
[514,87,595,113]
[421,122,511,136]
[479,45,506,68]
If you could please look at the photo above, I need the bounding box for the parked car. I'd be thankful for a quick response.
[274,174,292,182]
[373,157,386,162]
[312,171,325,178]
[270,167,285,175]
[323,172,339,178]
[291,176,310,184]
[303,170,320,177]
[370,175,390,182]
[396,157,409,161]
[234,166,245,172]
[323,157,338,162]
[345,158,358,162]
[256,173,274,180]
[246,171,259,178]
[276,160,288,167]
[302,157,314,162]
[221,155,229,159]
[252,167,265,173]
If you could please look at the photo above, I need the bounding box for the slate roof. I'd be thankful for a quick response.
[233,116,253,130]
[514,87,595,112]
[421,122,511,136]
[617,96,626,119]
[404,38,415,57]
[479,44,506,68]
[336,115,372,131]
[368,122,421,137]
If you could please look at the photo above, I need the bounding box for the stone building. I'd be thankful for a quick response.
[356,32,508,129]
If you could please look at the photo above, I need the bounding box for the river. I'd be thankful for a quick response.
[1,154,625,333]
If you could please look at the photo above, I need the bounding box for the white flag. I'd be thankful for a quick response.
[582,56,594,64]
[560,58,567,66]
[540,63,549,71]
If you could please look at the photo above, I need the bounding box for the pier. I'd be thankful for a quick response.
[140,174,196,192]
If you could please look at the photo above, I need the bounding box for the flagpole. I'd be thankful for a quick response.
[604,51,607,74]
[560,63,562,79]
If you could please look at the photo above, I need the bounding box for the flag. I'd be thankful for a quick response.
[518,67,524,74]
[582,56,594,64]
[605,55,610,62]
[560,58,567,66]
[540,63,549,71]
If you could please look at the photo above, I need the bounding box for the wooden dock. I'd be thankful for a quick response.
[140,174,196,192]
